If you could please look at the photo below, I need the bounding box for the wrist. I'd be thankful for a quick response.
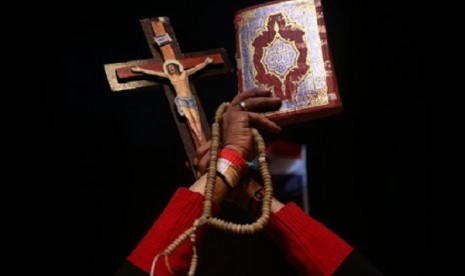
[217,148,249,188]
[224,145,249,161]
[271,198,284,213]
[247,187,284,216]
[189,174,229,203]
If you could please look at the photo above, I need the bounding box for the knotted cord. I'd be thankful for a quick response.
[151,102,273,276]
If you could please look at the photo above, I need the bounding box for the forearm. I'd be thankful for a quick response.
[266,202,353,276]
[187,62,208,75]
[127,186,218,275]
[195,62,209,71]
[142,69,166,77]
[126,174,228,275]
[133,67,166,78]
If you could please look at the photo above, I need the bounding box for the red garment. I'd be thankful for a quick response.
[128,188,353,275]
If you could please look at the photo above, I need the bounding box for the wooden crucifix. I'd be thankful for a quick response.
[104,17,232,176]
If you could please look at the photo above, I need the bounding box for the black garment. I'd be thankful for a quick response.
[114,250,383,276]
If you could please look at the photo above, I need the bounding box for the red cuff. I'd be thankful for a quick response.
[219,148,248,174]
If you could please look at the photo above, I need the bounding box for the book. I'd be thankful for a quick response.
[235,0,342,125]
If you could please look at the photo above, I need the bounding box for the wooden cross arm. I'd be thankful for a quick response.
[115,49,231,81]
[104,58,164,92]
[104,48,233,92]
[182,48,233,78]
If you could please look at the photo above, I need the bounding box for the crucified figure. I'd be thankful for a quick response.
[132,57,213,145]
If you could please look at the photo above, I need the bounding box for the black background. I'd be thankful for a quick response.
[41,0,426,275]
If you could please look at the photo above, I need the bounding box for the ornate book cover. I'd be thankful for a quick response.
[235,0,342,125]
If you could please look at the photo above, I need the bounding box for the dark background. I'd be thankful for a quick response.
[41,0,426,275]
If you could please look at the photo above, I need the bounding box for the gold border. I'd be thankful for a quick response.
[103,59,162,92]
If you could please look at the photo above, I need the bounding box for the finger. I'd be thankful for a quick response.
[195,140,211,161]
[194,141,211,170]
[248,113,282,133]
[229,96,282,112]
[197,150,211,175]
[230,87,273,106]
[239,97,282,113]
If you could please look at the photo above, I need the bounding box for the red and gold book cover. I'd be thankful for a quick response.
[235,0,342,125]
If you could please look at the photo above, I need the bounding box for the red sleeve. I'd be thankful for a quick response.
[266,202,353,276]
[127,188,219,275]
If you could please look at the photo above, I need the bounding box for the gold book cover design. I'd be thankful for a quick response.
[235,0,342,125]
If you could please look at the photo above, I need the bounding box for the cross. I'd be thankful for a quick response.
[104,17,232,176]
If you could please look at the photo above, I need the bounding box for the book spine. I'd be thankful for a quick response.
[315,0,341,105]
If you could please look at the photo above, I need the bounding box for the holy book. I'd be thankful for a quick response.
[235,0,342,125]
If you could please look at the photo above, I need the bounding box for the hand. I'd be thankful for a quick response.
[131,66,143,73]
[222,87,282,160]
[194,87,281,172]
[193,88,281,206]
[194,140,211,179]
[205,57,213,64]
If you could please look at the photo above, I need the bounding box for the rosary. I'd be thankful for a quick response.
[151,102,273,276]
